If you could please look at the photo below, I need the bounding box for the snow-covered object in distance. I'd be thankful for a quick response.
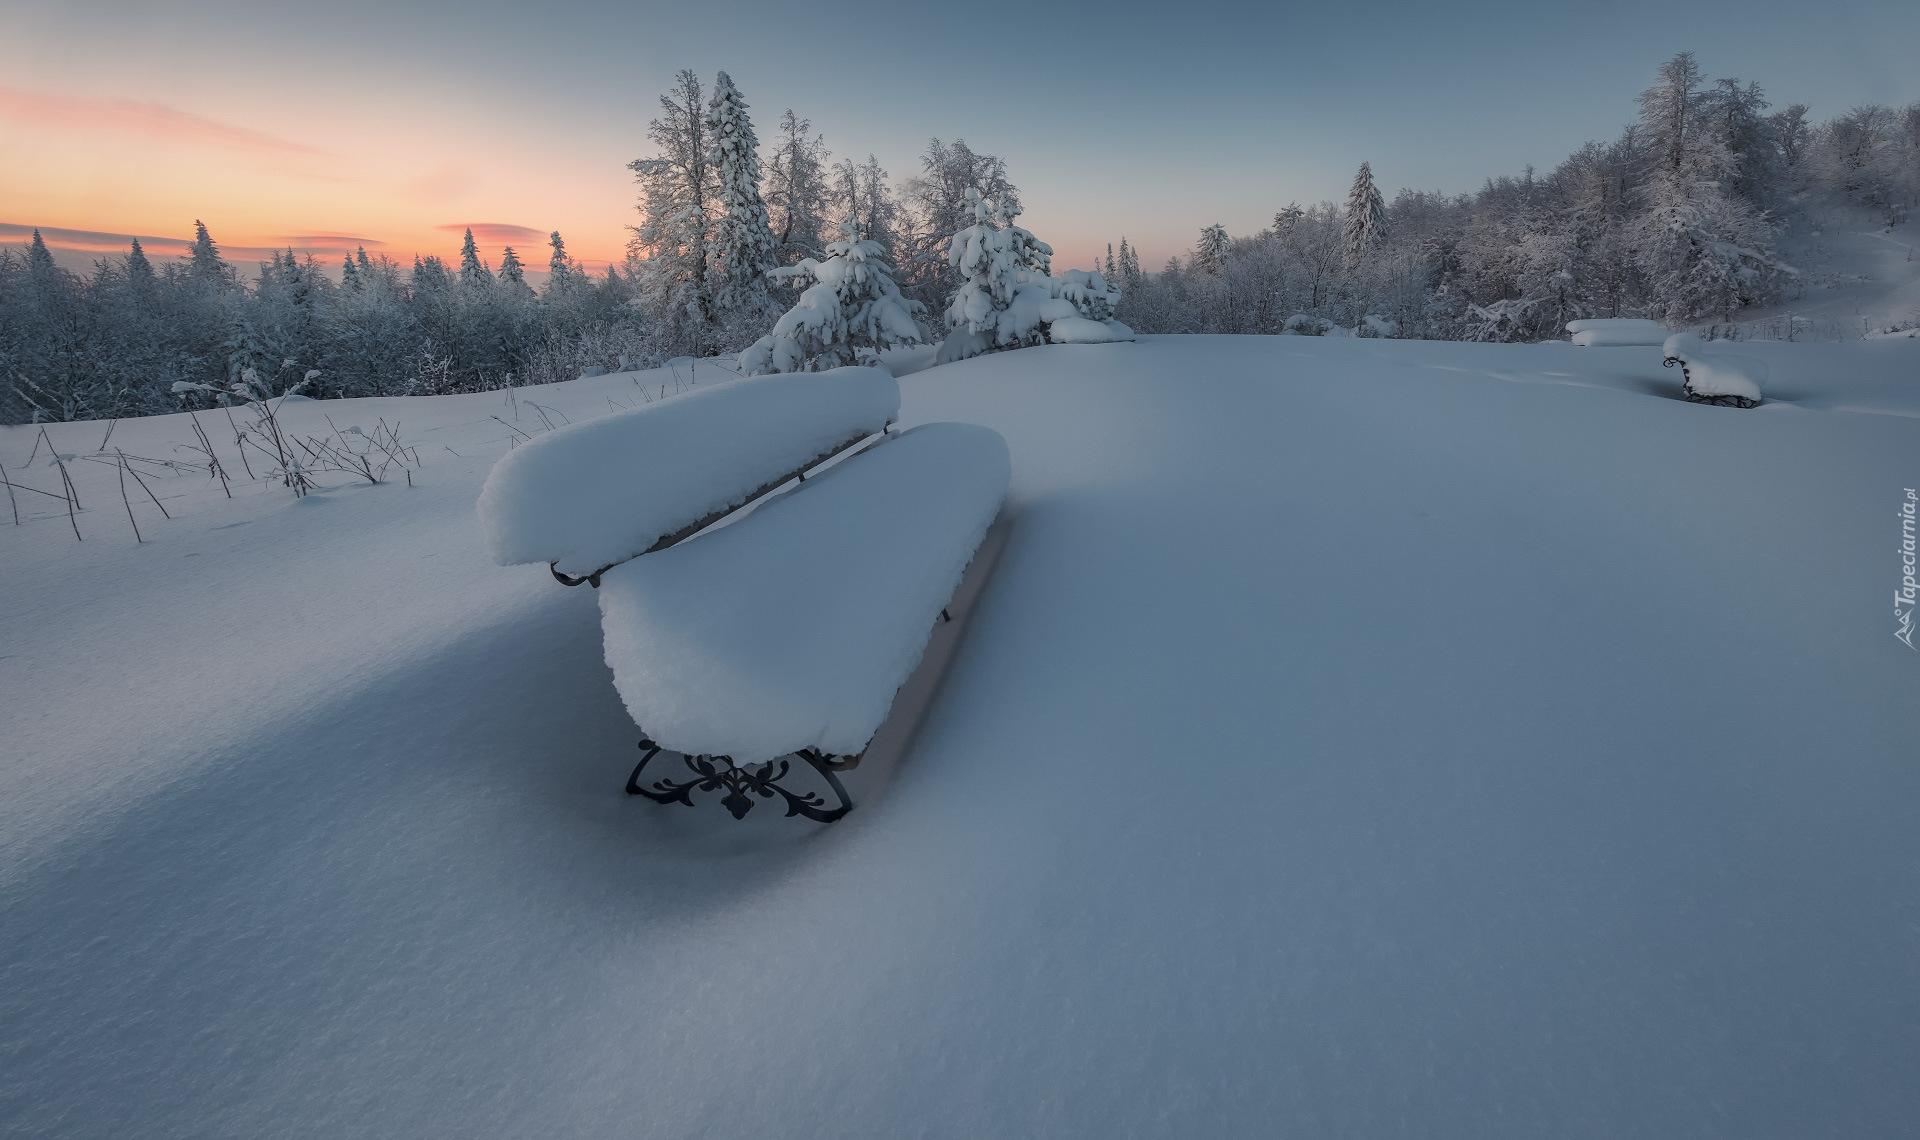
[597,422,1011,763]
[1282,313,1353,337]
[1047,317,1136,344]
[477,367,899,576]
[1568,318,1668,347]
[1662,333,1767,407]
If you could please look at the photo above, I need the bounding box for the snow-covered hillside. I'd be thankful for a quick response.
[3,336,1917,1137]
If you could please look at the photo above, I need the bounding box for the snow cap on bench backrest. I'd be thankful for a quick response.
[1566,318,1668,347]
[477,367,899,575]
[597,421,1011,764]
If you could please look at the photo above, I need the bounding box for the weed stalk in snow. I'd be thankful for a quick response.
[56,457,80,541]
[0,455,16,525]
[116,452,142,542]
[118,449,169,518]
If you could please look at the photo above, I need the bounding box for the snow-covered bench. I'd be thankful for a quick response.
[1662,333,1767,409]
[604,422,1010,819]
[477,370,1011,821]
[1566,318,1669,347]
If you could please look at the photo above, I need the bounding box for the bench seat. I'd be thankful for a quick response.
[597,422,1011,764]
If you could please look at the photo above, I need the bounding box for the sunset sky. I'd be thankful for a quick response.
[6,0,1918,281]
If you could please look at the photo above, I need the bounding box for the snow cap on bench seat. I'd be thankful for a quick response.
[597,421,1011,764]
[477,367,899,576]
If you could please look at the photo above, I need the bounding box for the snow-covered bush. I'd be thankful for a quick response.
[740,217,928,375]
[1465,299,1538,343]
[1054,270,1122,322]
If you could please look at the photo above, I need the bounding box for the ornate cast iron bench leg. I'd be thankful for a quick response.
[626,737,856,822]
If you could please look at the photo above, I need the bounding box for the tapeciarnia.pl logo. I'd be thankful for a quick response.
[1899,488,1918,650]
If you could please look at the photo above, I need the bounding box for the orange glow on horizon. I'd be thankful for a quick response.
[1,82,635,279]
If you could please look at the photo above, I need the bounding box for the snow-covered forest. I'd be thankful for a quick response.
[3,53,1917,423]
[1119,53,1920,342]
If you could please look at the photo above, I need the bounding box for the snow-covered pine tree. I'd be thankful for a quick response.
[1343,162,1386,262]
[739,214,928,374]
[1195,224,1230,274]
[1118,237,1141,289]
[341,252,362,290]
[458,229,494,288]
[704,71,778,320]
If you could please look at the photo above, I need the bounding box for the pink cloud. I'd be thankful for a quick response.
[282,234,387,247]
[1,223,386,268]
[437,222,548,245]
[0,85,324,157]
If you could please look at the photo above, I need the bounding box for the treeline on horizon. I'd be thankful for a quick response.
[3,52,1918,424]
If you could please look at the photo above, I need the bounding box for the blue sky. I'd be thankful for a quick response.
[5,0,1918,271]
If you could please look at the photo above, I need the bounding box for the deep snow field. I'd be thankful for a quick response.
[3,335,1918,1138]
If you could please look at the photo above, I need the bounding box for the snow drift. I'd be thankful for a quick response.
[1047,317,1136,344]
[597,422,1010,762]
[476,368,898,575]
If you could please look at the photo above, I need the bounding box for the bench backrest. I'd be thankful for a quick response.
[478,367,899,576]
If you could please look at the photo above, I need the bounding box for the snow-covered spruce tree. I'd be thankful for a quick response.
[545,232,575,295]
[1117,237,1141,290]
[1343,161,1386,263]
[900,140,1020,312]
[186,220,235,295]
[739,214,927,374]
[704,71,778,323]
[458,228,493,288]
[937,188,1052,362]
[499,246,530,293]
[1195,224,1230,274]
